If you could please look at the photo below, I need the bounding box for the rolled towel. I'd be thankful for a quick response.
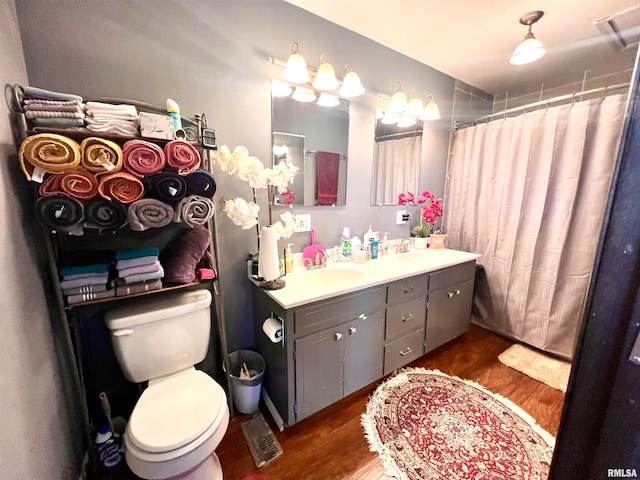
[84,197,128,232]
[116,248,160,261]
[173,195,215,228]
[165,140,201,175]
[145,172,187,205]
[19,134,81,181]
[21,85,83,102]
[162,225,211,284]
[35,195,84,233]
[185,169,217,198]
[39,169,99,200]
[115,278,163,296]
[127,198,174,231]
[98,172,145,204]
[115,255,158,270]
[117,260,162,278]
[80,137,123,176]
[122,139,166,178]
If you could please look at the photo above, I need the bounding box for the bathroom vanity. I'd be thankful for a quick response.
[251,248,480,427]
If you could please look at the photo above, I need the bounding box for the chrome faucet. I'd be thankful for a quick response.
[304,249,328,269]
[395,238,413,254]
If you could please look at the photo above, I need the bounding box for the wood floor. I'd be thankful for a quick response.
[103,324,567,480]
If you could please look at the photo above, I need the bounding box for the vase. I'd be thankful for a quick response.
[414,237,429,249]
[430,233,447,249]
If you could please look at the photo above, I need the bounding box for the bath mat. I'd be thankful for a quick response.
[498,344,571,393]
[361,368,554,480]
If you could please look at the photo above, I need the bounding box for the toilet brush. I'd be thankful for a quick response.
[99,392,114,434]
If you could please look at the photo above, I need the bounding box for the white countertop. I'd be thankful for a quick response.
[256,247,481,309]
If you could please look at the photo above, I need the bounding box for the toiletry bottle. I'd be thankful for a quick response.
[166,98,182,132]
[96,423,124,472]
[285,244,294,273]
[364,225,375,245]
[382,232,390,256]
[340,228,352,261]
[351,235,362,254]
[371,240,379,259]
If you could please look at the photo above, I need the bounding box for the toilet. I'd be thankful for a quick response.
[105,289,229,480]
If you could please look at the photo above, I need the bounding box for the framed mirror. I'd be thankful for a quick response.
[271,95,349,206]
[370,118,423,205]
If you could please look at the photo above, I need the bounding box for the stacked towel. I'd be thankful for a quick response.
[39,169,99,200]
[19,133,82,181]
[57,251,114,305]
[84,197,128,233]
[85,101,139,136]
[145,172,188,205]
[21,86,85,128]
[80,137,123,176]
[165,140,201,175]
[35,195,85,235]
[185,169,217,198]
[127,198,174,231]
[122,139,166,177]
[114,248,164,292]
[173,195,215,228]
[98,171,145,203]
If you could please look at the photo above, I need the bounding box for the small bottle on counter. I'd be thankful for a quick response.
[371,240,379,259]
[285,243,294,273]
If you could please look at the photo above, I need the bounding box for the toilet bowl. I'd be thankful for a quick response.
[104,289,229,480]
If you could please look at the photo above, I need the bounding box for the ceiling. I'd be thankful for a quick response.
[285,0,640,96]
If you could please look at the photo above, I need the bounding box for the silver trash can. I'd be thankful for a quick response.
[227,349,265,414]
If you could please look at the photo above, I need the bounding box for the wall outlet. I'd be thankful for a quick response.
[294,214,311,232]
[396,210,408,225]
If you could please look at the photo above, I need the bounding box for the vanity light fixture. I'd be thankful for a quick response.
[509,10,547,65]
[291,86,316,103]
[271,80,293,98]
[282,42,311,83]
[389,83,408,113]
[317,93,340,107]
[420,95,441,121]
[312,54,340,91]
[339,65,365,98]
[406,96,425,117]
[381,110,401,125]
[378,89,441,125]
[397,115,417,128]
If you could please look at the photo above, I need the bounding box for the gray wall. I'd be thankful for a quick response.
[0,0,81,478]
[14,0,456,353]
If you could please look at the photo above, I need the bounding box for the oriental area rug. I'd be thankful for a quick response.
[361,369,555,480]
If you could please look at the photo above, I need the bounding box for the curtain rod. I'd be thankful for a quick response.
[458,82,629,129]
[305,150,347,158]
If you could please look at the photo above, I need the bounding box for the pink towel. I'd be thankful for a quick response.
[316,151,340,206]
[164,140,201,175]
[122,139,166,178]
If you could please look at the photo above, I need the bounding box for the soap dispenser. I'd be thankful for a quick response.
[382,232,390,256]
[364,225,375,244]
[285,243,294,273]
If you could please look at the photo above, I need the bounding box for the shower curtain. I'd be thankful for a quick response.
[372,135,421,204]
[445,94,627,358]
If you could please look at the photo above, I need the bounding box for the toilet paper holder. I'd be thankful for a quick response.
[268,312,285,347]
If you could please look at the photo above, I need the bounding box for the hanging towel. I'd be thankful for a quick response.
[115,248,160,261]
[316,151,340,206]
[122,139,166,177]
[173,195,215,228]
[35,195,84,234]
[127,198,174,231]
[145,172,188,205]
[21,85,83,103]
[164,140,201,175]
[98,171,145,204]
[84,197,128,232]
[162,225,211,284]
[19,134,81,181]
[185,168,217,198]
[80,137,123,176]
[115,279,162,297]
[39,169,99,200]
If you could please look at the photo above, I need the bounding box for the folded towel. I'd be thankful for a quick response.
[162,225,211,284]
[185,169,217,198]
[165,140,201,175]
[24,99,82,107]
[80,137,123,176]
[122,139,166,178]
[116,248,160,261]
[173,195,215,228]
[66,289,115,305]
[98,172,145,204]
[84,197,128,232]
[19,133,81,181]
[85,101,138,115]
[21,85,83,102]
[29,117,85,128]
[117,260,162,277]
[24,102,84,113]
[58,263,110,276]
[62,284,108,295]
[35,195,84,234]
[145,172,188,205]
[61,271,110,281]
[115,255,158,270]
[60,274,109,290]
[86,120,138,136]
[25,110,84,119]
[122,266,164,284]
[127,198,174,231]
[39,169,99,200]
[115,279,163,297]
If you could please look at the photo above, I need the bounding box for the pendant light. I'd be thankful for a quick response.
[389,83,408,113]
[312,54,340,91]
[339,65,365,98]
[406,96,424,117]
[282,42,310,83]
[509,11,547,66]
[421,95,441,121]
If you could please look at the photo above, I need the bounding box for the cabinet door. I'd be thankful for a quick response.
[294,328,344,421]
[425,279,474,352]
[344,310,385,396]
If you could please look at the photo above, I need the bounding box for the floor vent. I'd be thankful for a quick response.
[241,411,283,468]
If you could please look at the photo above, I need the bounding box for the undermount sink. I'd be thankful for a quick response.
[303,267,365,283]
[396,251,433,262]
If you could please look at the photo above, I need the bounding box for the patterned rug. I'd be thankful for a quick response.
[361,369,555,480]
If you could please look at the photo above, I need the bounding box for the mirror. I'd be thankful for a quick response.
[370,118,423,205]
[271,95,349,206]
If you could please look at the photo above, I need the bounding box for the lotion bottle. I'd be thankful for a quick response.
[382,232,390,256]
[285,243,294,273]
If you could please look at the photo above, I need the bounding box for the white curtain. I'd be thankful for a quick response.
[372,135,421,204]
[445,94,627,358]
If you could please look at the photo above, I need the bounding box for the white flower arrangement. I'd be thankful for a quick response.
[212,145,299,239]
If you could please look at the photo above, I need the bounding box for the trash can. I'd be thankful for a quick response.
[227,349,265,414]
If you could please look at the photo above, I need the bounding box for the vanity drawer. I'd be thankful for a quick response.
[428,261,476,292]
[385,295,426,341]
[384,329,424,375]
[294,286,386,337]
[387,274,428,304]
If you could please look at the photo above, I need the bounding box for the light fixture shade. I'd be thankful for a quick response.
[312,62,340,91]
[421,100,441,120]
[339,71,365,97]
[397,115,417,128]
[381,111,400,125]
[389,91,408,113]
[271,80,292,97]
[317,93,340,107]
[406,98,424,117]
[282,53,311,83]
[291,86,316,103]
[509,34,546,65]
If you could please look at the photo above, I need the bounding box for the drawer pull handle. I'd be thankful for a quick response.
[455,289,461,295]
[448,291,454,298]
[400,347,412,356]
[349,327,357,335]
[334,332,343,341]
[401,314,413,322]
[358,313,367,321]
[401,286,415,293]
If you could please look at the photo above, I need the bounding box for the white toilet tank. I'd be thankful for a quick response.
[105,289,212,383]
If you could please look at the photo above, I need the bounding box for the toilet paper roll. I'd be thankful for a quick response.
[262,316,283,343]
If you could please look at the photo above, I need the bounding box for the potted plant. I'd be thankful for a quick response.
[398,190,443,249]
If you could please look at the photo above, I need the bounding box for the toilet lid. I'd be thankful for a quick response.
[128,370,226,453]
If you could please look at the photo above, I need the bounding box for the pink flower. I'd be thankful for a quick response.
[398,192,415,205]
